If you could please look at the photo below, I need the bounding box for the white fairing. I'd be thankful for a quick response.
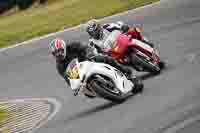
[89,29,110,49]
[67,58,134,94]
[102,30,121,49]
[132,39,154,53]
[106,23,122,30]
[70,79,81,91]
[90,30,121,50]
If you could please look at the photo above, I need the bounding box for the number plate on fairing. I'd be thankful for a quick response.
[66,59,80,79]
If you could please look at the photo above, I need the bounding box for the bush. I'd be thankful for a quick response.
[39,0,48,4]
[0,0,48,14]
[16,0,34,10]
[0,0,15,14]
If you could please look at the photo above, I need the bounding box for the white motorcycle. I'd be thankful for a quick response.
[65,58,143,103]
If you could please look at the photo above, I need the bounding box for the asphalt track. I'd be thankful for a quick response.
[0,0,200,132]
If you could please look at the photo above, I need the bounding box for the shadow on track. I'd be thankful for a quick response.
[138,72,157,80]
[64,102,118,124]
[62,63,173,124]
[138,62,173,81]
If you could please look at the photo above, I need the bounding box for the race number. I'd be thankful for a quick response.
[66,59,80,79]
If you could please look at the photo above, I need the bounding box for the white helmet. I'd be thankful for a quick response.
[49,38,67,60]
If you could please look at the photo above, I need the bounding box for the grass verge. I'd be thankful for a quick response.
[0,108,7,126]
[0,0,159,48]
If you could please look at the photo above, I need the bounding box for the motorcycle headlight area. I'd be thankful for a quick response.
[68,66,79,79]
[66,62,80,79]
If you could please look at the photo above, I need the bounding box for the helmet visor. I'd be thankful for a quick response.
[52,48,65,58]
[90,26,102,39]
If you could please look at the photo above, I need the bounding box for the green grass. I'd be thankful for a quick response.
[0,0,159,48]
[0,109,7,126]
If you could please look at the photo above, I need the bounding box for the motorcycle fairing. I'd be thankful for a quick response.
[67,58,134,94]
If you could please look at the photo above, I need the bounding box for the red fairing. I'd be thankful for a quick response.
[129,41,153,59]
[152,54,160,64]
[129,40,161,65]
[111,33,130,60]
[108,31,161,66]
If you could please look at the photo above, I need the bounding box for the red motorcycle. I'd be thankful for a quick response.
[103,31,165,74]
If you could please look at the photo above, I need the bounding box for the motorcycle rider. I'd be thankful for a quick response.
[102,21,143,39]
[49,38,134,95]
[102,21,124,32]
[103,21,154,48]
[85,19,111,53]
[85,19,155,71]
[86,19,154,51]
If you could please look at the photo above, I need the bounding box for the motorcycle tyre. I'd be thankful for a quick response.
[88,75,132,103]
[130,54,161,75]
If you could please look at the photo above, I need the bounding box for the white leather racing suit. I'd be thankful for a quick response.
[89,29,121,52]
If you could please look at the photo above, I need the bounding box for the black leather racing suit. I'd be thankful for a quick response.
[55,41,132,85]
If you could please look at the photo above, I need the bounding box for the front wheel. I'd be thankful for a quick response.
[148,60,166,74]
[158,61,165,70]
[130,54,161,74]
[88,75,131,103]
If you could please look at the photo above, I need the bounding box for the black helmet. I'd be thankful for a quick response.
[86,19,103,39]
[121,24,130,33]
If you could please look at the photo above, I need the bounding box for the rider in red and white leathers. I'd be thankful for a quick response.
[85,19,155,71]
[86,19,111,53]
[86,19,153,54]
[102,21,154,48]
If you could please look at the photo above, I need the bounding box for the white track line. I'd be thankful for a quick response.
[162,102,200,133]
[30,98,62,133]
[0,1,160,52]
[164,115,200,133]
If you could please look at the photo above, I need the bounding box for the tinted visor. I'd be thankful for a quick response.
[52,48,64,58]
[88,24,101,38]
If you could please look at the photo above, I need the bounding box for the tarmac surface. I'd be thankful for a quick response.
[0,0,200,132]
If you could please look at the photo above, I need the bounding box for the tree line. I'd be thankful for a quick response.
[0,0,47,14]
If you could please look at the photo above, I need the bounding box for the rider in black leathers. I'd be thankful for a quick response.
[49,38,133,89]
